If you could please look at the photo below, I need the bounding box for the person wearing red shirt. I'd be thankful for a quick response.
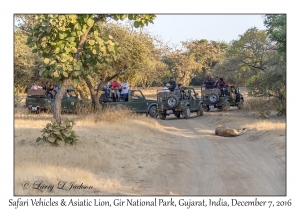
[219,78,227,96]
[111,80,120,89]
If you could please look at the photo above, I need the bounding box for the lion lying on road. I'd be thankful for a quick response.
[215,125,246,137]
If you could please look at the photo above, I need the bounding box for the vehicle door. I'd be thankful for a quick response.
[127,90,148,112]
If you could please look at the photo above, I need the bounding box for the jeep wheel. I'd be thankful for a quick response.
[182,106,191,119]
[209,93,219,103]
[237,100,244,109]
[197,104,203,116]
[222,101,230,111]
[149,106,157,118]
[159,113,166,120]
[166,95,179,108]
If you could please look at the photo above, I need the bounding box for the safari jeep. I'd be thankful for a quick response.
[100,89,157,118]
[201,85,244,112]
[156,86,203,120]
[25,88,84,113]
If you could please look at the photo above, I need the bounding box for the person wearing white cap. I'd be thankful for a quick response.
[163,83,171,92]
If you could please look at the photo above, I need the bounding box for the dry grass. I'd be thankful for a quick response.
[244,97,279,111]
[93,106,141,122]
[14,107,171,195]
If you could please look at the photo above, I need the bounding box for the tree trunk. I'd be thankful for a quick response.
[84,77,102,112]
[82,65,128,112]
[53,20,97,122]
[53,77,70,124]
[76,85,85,100]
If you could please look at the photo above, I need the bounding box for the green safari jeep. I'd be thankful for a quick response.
[201,85,244,112]
[100,89,157,118]
[25,88,84,113]
[156,86,203,120]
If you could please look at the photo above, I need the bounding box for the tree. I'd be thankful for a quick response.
[26,14,156,123]
[14,29,40,91]
[162,39,227,86]
[212,27,277,86]
[162,49,196,85]
[264,14,286,56]
[182,39,228,84]
[213,24,286,115]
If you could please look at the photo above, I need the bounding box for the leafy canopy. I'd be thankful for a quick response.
[26,14,156,86]
[264,14,286,55]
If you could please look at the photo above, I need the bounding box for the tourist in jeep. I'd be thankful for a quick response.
[163,83,171,92]
[120,81,129,101]
[111,86,120,102]
[111,79,120,89]
[67,89,71,97]
[42,82,47,90]
[174,84,186,99]
[31,82,43,90]
[168,77,176,91]
[174,83,182,92]
[219,78,227,96]
[47,85,56,99]
[54,84,59,94]
[214,77,220,89]
[204,76,214,89]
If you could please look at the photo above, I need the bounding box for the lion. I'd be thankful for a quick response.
[215,125,246,137]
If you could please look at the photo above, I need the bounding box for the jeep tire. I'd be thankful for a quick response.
[209,92,219,103]
[166,95,180,108]
[182,106,191,119]
[197,104,203,116]
[149,106,157,118]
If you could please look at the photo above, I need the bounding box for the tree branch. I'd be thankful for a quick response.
[241,60,266,71]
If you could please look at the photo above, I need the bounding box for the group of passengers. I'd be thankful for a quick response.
[102,79,129,102]
[204,76,237,100]
[204,76,227,97]
[162,77,190,100]
[30,81,59,99]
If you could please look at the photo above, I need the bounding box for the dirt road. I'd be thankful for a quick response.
[135,113,286,196]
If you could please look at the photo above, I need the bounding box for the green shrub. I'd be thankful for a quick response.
[36,119,78,146]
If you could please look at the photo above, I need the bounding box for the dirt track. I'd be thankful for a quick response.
[134,113,286,196]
